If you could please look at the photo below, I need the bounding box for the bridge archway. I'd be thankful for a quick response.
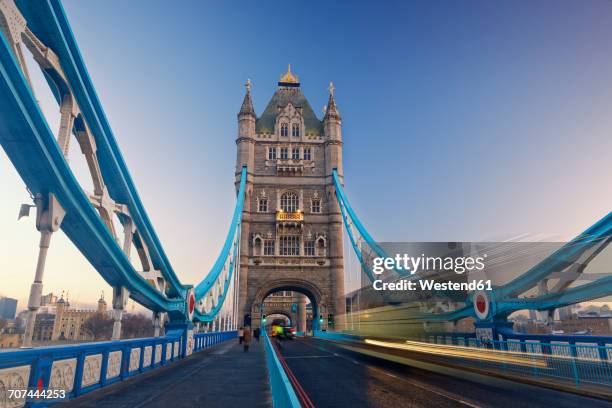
[250,279,325,332]
[265,310,293,326]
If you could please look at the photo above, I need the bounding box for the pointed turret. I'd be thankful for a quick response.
[324,82,341,121]
[236,79,256,173]
[239,79,256,117]
[323,81,343,176]
[97,291,107,313]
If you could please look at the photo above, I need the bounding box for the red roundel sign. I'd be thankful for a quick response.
[187,290,195,320]
[473,291,489,320]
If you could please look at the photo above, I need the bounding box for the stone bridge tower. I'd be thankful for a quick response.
[235,66,345,331]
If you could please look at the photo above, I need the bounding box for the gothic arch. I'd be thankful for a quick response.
[250,278,325,330]
[252,278,324,306]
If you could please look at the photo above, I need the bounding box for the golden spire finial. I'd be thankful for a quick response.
[279,64,299,84]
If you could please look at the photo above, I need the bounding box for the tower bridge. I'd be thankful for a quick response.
[0,1,611,407]
[235,66,345,334]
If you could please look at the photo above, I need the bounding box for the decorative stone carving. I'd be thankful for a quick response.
[0,365,30,408]
[81,354,102,388]
[49,358,77,393]
[106,351,122,380]
[186,330,194,356]
[142,346,152,368]
[155,344,162,364]
[128,347,141,372]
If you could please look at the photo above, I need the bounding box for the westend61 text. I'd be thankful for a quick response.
[372,279,493,291]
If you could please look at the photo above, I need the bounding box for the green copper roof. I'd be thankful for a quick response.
[256,86,323,135]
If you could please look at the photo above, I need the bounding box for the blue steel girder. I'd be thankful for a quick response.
[497,213,612,299]
[193,167,246,321]
[0,29,183,314]
[14,0,186,298]
[332,170,411,281]
[333,167,612,322]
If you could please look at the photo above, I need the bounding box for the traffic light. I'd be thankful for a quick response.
[319,314,323,324]
[262,314,267,325]
[328,313,334,327]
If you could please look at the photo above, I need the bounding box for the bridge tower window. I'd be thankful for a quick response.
[292,147,300,160]
[316,237,326,257]
[280,192,298,212]
[292,123,300,137]
[258,198,268,212]
[263,239,275,256]
[280,235,300,256]
[280,123,289,137]
[311,199,321,213]
[280,147,288,159]
[253,236,262,256]
[268,147,277,160]
[304,240,315,256]
[303,147,311,161]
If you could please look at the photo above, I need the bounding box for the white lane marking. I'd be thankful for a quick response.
[309,339,482,408]
[367,364,482,408]
[284,355,337,359]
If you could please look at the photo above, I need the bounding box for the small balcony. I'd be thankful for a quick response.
[276,210,303,230]
[276,210,303,222]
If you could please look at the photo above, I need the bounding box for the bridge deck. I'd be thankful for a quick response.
[278,337,611,408]
[61,339,272,408]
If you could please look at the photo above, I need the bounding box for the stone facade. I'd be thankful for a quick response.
[236,67,345,330]
[30,293,108,343]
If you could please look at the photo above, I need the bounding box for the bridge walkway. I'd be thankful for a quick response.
[61,338,272,408]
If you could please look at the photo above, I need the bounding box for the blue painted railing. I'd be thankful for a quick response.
[420,335,612,388]
[329,330,612,388]
[313,330,362,343]
[193,331,236,353]
[262,331,301,408]
[0,331,235,407]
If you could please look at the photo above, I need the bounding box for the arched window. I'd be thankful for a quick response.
[280,192,298,212]
[280,123,289,137]
[292,123,300,137]
[253,236,262,256]
[316,237,326,257]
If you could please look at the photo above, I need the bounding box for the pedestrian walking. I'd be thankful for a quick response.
[243,327,252,352]
[238,327,244,344]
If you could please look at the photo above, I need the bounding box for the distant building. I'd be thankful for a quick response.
[557,304,577,320]
[554,315,612,336]
[0,297,17,319]
[31,293,108,343]
[32,313,55,342]
[0,333,21,348]
[40,292,58,306]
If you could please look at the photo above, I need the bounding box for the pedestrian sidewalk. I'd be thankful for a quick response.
[62,338,272,408]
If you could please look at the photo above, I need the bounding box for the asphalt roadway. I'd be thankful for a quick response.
[278,337,612,408]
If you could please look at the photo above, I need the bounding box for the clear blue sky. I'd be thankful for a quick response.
[1,0,611,306]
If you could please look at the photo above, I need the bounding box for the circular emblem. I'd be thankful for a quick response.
[473,290,489,320]
[187,289,196,320]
